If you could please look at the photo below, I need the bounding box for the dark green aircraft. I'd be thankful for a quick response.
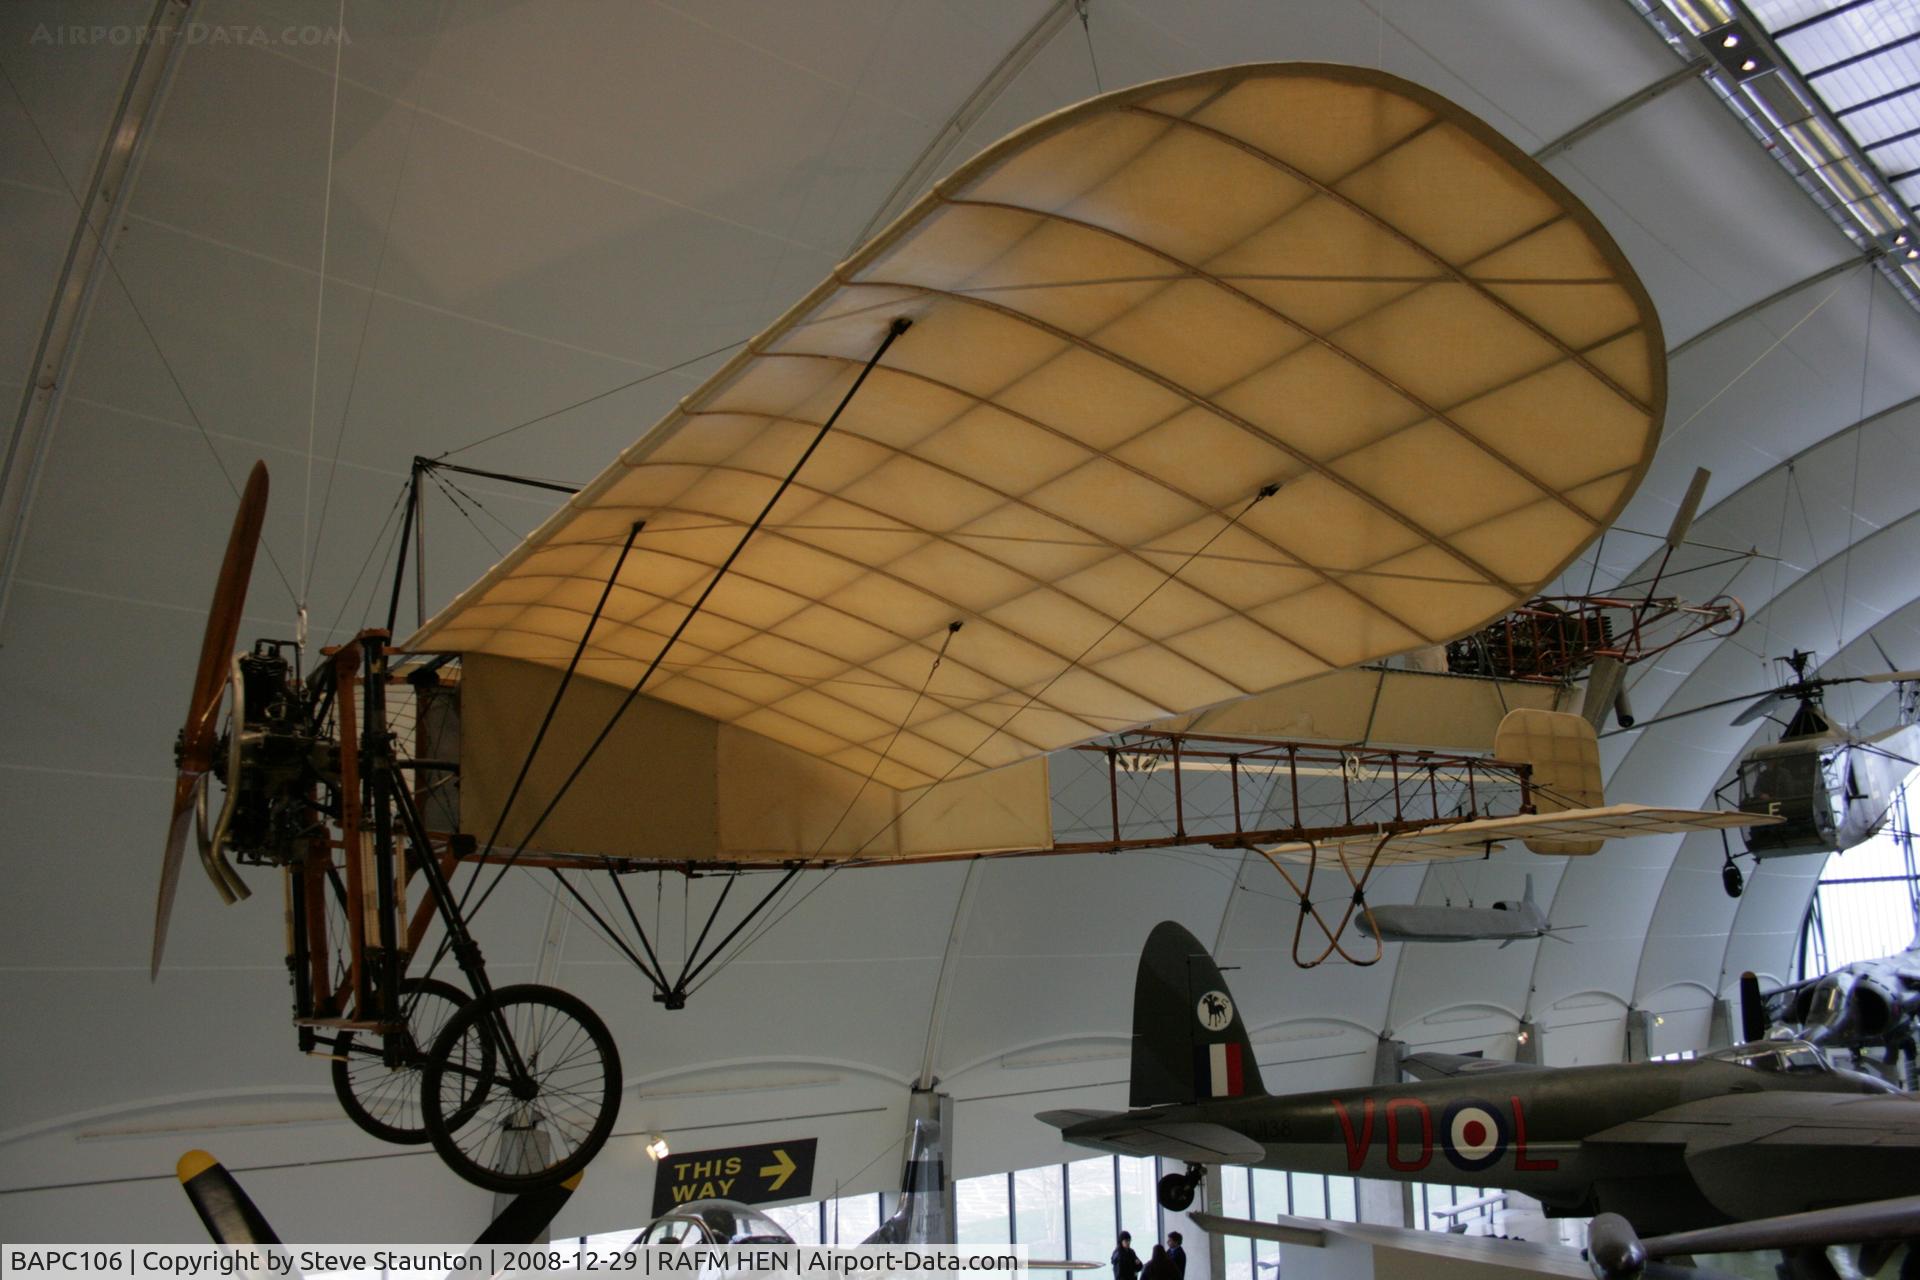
[1040,922,1920,1239]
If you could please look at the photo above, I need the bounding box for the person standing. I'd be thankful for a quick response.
[1142,1244,1176,1280]
[1166,1232,1187,1280]
[1111,1232,1142,1280]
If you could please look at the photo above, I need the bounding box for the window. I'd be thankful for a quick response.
[827,1193,880,1243]
[1800,774,1920,977]
[1013,1165,1067,1260]
[762,1203,821,1245]
[1117,1157,1159,1245]
[1068,1158,1117,1263]
[957,1172,1012,1246]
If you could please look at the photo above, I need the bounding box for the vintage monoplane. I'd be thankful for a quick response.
[155,63,1771,1191]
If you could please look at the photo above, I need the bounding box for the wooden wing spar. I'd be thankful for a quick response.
[404,63,1670,865]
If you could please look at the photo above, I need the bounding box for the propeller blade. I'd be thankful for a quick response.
[153,775,202,978]
[177,1150,282,1246]
[473,1172,583,1244]
[155,463,268,978]
[1739,971,1768,1043]
[1855,669,1920,684]
[1665,468,1710,549]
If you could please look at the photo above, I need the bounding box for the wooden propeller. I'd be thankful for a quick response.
[153,462,268,979]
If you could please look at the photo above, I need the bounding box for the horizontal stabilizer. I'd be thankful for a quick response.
[1050,1116,1267,1164]
[1035,1109,1121,1130]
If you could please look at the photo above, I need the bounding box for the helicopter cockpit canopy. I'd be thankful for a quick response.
[634,1201,796,1246]
[1735,743,1841,856]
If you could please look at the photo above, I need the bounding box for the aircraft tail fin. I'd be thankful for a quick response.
[862,1118,948,1244]
[1130,922,1265,1107]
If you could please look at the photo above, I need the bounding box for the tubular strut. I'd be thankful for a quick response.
[442,317,913,1003]
[1260,833,1389,968]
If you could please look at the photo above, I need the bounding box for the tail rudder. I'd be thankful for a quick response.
[1130,922,1265,1107]
[862,1118,948,1244]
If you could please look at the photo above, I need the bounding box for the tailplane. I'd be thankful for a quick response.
[1130,922,1266,1107]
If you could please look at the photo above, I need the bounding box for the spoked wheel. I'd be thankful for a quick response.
[421,984,621,1192]
[332,977,486,1144]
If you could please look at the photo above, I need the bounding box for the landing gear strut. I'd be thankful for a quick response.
[1156,1163,1205,1212]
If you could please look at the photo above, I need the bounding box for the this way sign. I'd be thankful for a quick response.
[650,1138,819,1215]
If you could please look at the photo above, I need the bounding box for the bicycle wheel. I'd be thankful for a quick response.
[332,977,487,1144]
[421,984,621,1192]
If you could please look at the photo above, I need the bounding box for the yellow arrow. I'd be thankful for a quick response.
[759,1147,797,1192]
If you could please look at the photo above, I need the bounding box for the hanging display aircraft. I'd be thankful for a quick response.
[155,62,1773,1192]
[1354,874,1561,947]
[1038,922,1919,1238]
[1728,651,1920,860]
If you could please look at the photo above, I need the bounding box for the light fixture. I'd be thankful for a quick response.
[1908,249,1918,261]
[645,1134,671,1161]
[1516,1028,1531,1045]
[1740,58,1757,71]
[1722,33,1739,47]
[1896,233,1908,247]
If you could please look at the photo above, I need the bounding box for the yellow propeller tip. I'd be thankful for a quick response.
[177,1150,218,1182]
[562,1172,584,1190]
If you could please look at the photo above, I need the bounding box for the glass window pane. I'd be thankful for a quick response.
[1014,1165,1067,1260]
[1327,1177,1358,1223]
[1224,1234,1253,1280]
[957,1174,1011,1246]
[1068,1158,1117,1264]
[1289,1172,1325,1219]
[1221,1166,1250,1218]
[828,1193,880,1243]
[763,1203,821,1245]
[1251,1168,1287,1219]
[1117,1157,1158,1247]
[1253,1239,1279,1280]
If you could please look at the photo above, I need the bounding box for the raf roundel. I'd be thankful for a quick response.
[1440,1100,1511,1171]
[1197,991,1234,1031]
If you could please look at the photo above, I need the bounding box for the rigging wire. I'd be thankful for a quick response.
[0,59,299,607]
[300,0,350,613]
[1836,267,1875,652]
[306,50,430,603]
[434,337,749,460]
[1075,0,1102,93]
[320,479,408,642]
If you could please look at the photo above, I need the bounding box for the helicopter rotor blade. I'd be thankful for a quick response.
[1730,688,1788,726]
[1852,669,1920,684]
[1665,468,1710,549]
[1599,687,1779,737]
[155,461,268,979]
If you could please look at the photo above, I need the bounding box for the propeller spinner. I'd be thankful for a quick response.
[153,462,268,978]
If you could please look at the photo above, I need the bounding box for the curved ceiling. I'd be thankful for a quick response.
[4,0,1919,1243]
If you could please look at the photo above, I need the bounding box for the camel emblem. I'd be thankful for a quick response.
[1197,990,1233,1030]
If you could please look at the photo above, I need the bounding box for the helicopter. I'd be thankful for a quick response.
[1718,649,1920,893]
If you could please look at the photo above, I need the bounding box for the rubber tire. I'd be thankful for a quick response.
[421,983,621,1193]
[332,977,483,1144]
[1157,1172,1197,1212]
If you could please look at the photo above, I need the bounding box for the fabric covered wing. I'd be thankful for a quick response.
[406,63,1665,791]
